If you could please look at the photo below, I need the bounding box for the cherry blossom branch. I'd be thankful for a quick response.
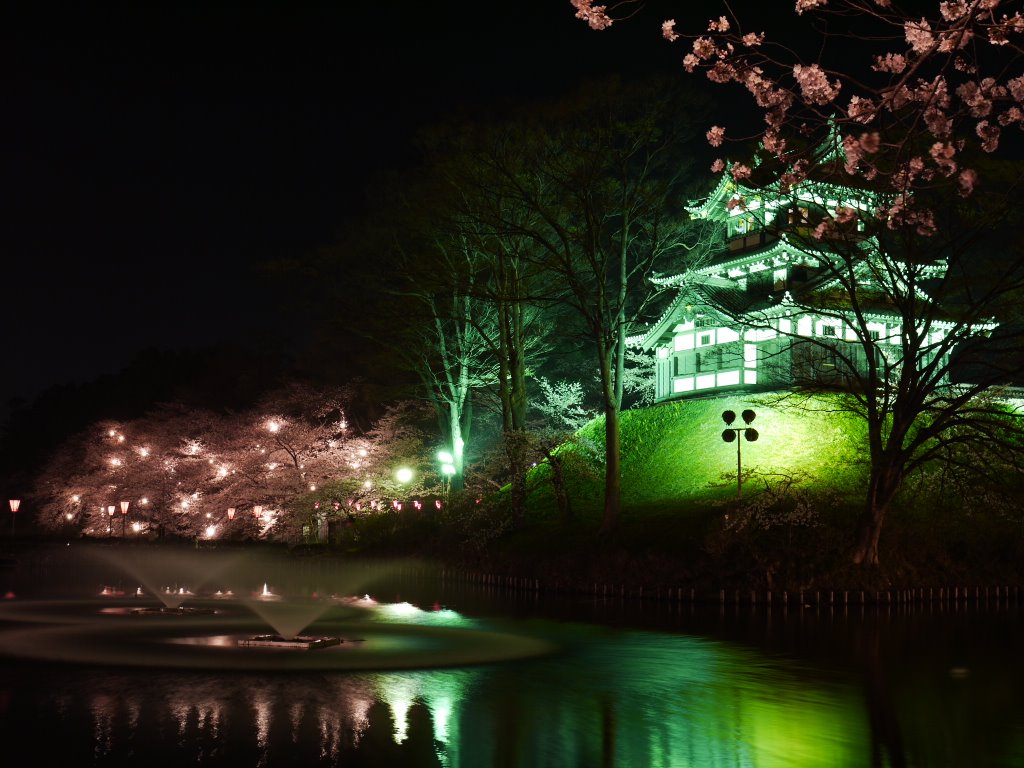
[574,0,1024,232]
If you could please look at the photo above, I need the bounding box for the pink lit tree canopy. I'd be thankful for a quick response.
[31,384,434,542]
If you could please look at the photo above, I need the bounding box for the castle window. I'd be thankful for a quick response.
[698,332,713,346]
[773,268,787,290]
[732,214,757,236]
[788,206,811,227]
[744,343,757,368]
[821,325,838,338]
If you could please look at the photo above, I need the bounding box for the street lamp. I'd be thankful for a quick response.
[395,467,413,508]
[120,500,130,536]
[227,507,236,521]
[8,499,19,536]
[721,409,759,499]
[253,505,263,523]
[107,505,116,536]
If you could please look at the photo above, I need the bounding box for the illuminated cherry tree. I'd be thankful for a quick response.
[33,406,225,538]
[30,385,435,543]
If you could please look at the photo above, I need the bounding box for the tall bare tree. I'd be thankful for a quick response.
[467,75,719,533]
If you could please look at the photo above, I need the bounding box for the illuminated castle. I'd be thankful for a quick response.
[631,134,975,403]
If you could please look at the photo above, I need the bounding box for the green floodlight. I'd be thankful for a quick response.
[441,463,456,476]
[395,467,414,484]
[437,450,454,464]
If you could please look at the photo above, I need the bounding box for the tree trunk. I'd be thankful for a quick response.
[545,451,573,524]
[505,430,528,529]
[851,465,902,566]
[449,409,466,492]
[599,404,621,535]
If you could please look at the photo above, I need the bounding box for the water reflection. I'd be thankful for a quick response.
[0,619,932,767]
[2,547,1023,767]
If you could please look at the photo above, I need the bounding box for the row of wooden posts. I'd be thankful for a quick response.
[437,569,1022,606]
[294,559,1021,606]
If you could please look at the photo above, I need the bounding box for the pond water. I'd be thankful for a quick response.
[0,542,1021,767]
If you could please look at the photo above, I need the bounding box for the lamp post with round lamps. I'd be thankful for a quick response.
[8,499,19,536]
[120,500,130,536]
[721,409,759,499]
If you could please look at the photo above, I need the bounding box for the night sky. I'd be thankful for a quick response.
[0,1,700,418]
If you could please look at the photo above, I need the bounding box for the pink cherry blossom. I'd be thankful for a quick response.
[937,26,973,53]
[998,106,1024,125]
[795,0,828,15]
[812,220,834,240]
[570,0,613,31]
[924,106,953,137]
[929,142,958,176]
[707,61,739,83]
[692,37,717,61]
[729,163,752,181]
[708,16,730,33]
[1007,75,1024,102]
[706,125,726,146]
[872,53,907,74]
[793,63,841,104]
[662,20,679,42]
[976,120,1000,151]
[843,134,864,174]
[859,132,881,153]
[905,18,935,54]
[957,167,978,196]
[956,80,993,117]
[939,1,969,22]
[762,131,786,155]
[848,95,876,123]
[989,13,1024,45]
[835,206,858,224]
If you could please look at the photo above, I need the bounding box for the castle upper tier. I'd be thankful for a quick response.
[631,136,973,403]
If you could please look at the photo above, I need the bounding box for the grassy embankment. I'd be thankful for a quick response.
[354,393,1024,596]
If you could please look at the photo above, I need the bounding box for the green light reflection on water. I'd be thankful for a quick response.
[421,622,868,768]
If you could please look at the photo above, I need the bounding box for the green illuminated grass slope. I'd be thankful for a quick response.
[616,394,868,505]
[525,391,869,519]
